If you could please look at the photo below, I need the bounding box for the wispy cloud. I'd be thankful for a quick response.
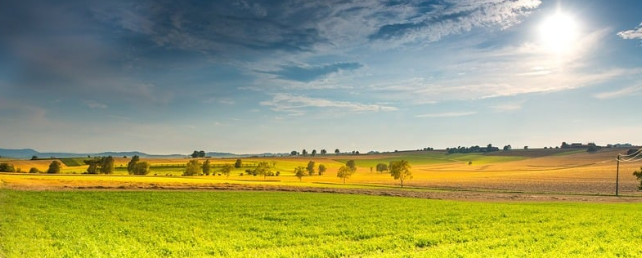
[594,84,642,99]
[415,111,477,118]
[261,62,363,82]
[617,22,642,41]
[260,93,397,115]
[491,102,523,112]
[83,100,108,109]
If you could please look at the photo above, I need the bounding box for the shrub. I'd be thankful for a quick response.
[0,163,16,172]
[29,167,39,174]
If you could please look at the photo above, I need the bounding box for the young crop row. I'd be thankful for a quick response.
[2,190,642,257]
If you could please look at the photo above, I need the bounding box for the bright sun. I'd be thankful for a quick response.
[539,12,578,54]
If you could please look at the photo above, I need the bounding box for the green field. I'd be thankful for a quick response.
[2,190,641,258]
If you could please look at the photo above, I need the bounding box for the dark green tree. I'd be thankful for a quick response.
[290,151,298,156]
[0,163,16,172]
[29,167,39,173]
[376,163,388,173]
[132,162,151,175]
[335,149,340,155]
[633,166,642,190]
[306,161,316,176]
[336,166,353,184]
[389,160,412,187]
[100,156,114,174]
[254,161,271,179]
[294,166,306,182]
[47,161,62,174]
[221,164,234,177]
[203,159,211,175]
[346,160,356,172]
[234,159,242,168]
[127,155,140,175]
[302,149,308,156]
[321,149,327,155]
[318,164,327,175]
[311,149,317,156]
[184,160,201,176]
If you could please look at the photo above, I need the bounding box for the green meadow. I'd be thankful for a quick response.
[2,190,641,258]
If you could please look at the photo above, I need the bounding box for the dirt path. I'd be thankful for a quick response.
[3,180,640,203]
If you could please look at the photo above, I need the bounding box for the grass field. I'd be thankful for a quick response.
[2,190,642,258]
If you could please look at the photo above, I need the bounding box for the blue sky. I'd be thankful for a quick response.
[1,0,642,154]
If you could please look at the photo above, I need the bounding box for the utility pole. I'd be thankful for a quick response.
[615,154,620,196]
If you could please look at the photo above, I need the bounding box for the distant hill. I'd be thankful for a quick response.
[0,148,184,159]
[0,148,287,159]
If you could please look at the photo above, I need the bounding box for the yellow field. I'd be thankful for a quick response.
[1,148,641,196]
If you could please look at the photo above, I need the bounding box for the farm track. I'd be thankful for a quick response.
[2,178,641,203]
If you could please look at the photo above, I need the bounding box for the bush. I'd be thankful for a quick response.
[29,167,39,174]
[0,163,16,172]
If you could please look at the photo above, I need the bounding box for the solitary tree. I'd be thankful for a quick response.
[234,159,242,168]
[503,145,512,151]
[311,149,317,156]
[221,164,233,177]
[389,160,412,187]
[85,160,99,174]
[346,160,356,172]
[318,164,327,175]
[302,149,308,156]
[376,163,388,173]
[294,166,306,182]
[255,161,271,179]
[336,166,354,184]
[291,151,298,156]
[202,159,211,175]
[133,162,151,175]
[127,155,140,175]
[29,167,39,173]
[634,166,642,190]
[306,161,316,176]
[184,160,201,176]
[335,149,340,155]
[321,149,327,155]
[47,160,62,174]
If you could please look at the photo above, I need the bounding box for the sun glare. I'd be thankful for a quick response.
[539,12,578,54]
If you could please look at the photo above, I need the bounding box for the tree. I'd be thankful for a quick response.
[132,162,151,175]
[321,149,327,155]
[503,145,512,151]
[587,144,600,153]
[234,159,242,168]
[31,155,38,160]
[85,159,99,174]
[29,167,39,173]
[318,164,327,175]
[335,149,340,155]
[523,146,529,150]
[336,166,354,184]
[127,155,140,175]
[389,160,412,187]
[184,160,201,176]
[311,149,317,156]
[254,162,271,179]
[100,156,114,174]
[346,160,356,172]
[376,163,388,173]
[202,159,211,175]
[191,150,199,158]
[0,163,16,172]
[221,164,233,177]
[561,142,570,149]
[302,149,308,156]
[290,151,298,156]
[633,166,642,190]
[47,161,62,174]
[306,161,316,176]
[294,166,306,182]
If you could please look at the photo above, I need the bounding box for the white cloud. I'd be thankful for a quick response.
[617,22,642,40]
[594,84,642,99]
[83,100,108,109]
[415,111,477,118]
[260,93,397,114]
[491,102,523,112]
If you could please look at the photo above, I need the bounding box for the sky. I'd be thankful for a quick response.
[1,0,642,154]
